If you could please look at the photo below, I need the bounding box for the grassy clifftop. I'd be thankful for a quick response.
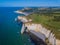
[26,13,60,39]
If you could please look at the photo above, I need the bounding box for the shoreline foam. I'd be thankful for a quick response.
[14,11,30,16]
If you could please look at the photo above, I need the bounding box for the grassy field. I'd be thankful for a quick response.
[26,13,60,39]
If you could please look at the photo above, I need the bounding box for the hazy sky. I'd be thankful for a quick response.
[0,0,60,7]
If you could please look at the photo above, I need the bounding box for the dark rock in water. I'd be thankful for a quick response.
[23,27,28,34]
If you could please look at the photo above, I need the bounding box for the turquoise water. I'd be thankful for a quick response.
[0,7,31,45]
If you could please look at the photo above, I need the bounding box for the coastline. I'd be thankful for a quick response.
[14,11,31,16]
[15,8,60,45]
[16,16,56,45]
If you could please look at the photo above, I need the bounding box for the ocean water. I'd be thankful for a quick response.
[0,7,31,45]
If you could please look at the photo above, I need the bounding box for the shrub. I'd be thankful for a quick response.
[53,16,60,21]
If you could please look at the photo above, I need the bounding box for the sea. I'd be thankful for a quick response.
[0,7,32,45]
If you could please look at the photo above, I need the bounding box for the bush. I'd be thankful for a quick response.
[53,16,60,21]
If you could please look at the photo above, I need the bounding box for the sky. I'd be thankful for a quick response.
[0,0,60,7]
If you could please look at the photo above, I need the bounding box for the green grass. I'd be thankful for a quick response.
[26,13,60,39]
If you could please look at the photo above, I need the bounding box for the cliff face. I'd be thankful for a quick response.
[16,16,56,45]
[24,23,56,45]
[27,31,47,45]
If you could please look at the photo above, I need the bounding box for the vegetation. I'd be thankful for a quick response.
[26,13,60,39]
[20,7,60,39]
